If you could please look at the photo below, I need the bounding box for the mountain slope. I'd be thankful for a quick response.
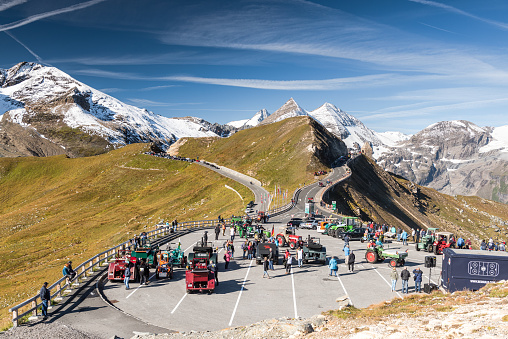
[0,143,252,328]
[227,109,271,129]
[260,98,307,125]
[0,62,218,157]
[170,116,348,193]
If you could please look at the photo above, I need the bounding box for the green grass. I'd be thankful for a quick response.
[0,143,252,326]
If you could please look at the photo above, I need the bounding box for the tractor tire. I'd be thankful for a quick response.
[415,243,420,251]
[389,259,397,267]
[289,242,296,250]
[427,244,433,253]
[277,236,286,247]
[400,259,405,266]
[360,238,365,243]
[433,245,439,255]
[365,250,378,263]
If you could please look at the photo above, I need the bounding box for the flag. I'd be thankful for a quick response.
[271,225,274,237]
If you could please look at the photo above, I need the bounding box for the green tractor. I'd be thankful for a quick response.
[365,246,408,267]
[415,227,439,252]
[302,235,327,264]
[131,239,158,268]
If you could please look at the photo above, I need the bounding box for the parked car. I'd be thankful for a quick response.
[287,218,302,228]
[300,220,319,230]
[337,227,369,241]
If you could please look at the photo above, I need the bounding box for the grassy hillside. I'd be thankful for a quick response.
[0,143,252,328]
[171,116,347,202]
[328,155,508,245]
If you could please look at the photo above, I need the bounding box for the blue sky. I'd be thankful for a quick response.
[1,0,508,134]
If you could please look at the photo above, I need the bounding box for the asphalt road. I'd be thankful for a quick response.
[103,226,442,333]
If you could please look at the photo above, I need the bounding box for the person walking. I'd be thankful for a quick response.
[348,250,355,272]
[286,254,293,274]
[124,263,131,290]
[401,266,410,294]
[297,247,304,268]
[390,267,398,292]
[328,256,338,276]
[215,224,220,240]
[413,267,423,293]
[139,259,149,285]
[40,282,50,320]
[283,249,290,268]
[263,257,270,278]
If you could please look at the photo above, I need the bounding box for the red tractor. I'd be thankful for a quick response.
[276,226,304,249]
[257,211,268,223]
[432,231,456,255]
[108,250,138,282]
[185,241,217,294]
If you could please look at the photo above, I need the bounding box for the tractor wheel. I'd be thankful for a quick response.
[400,259,405,266]
[360,238,365,243]
[415,243,420,251]
[365,250,378,263]
[389,259,397,267]
[289,242,296,250]
[277,236,285,247]
[433,245,439,255]
[427,244,433,253]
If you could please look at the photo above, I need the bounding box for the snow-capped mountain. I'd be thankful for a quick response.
[227,109,270,129]
[261,98,307,125]
[0,62,218,157]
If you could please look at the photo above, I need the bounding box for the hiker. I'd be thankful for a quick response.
[297,247,304,268]
[139,259,149,285]
[401,267,410,294]
[63,261,76,285]
[348,250,355,272]
[329,256,338,277]
[40,282,50,320]
[215,224,220,240]
[263,257,270,278]
[124,262,131,290]
[286,254,293,274]
[390,267,398,292]
[413,267,423,293]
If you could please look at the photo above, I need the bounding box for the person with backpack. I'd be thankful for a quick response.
[400,267,410,294]
[413,267,423,293]
[348,250,356,272]
[328,256,338,277]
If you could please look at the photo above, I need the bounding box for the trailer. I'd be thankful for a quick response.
[441,248,508,293]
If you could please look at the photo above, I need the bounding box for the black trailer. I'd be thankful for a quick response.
[441,248,508,293]
[256,242,279,265]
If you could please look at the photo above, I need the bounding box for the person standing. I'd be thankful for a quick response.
[297,247,304,268]
[247,242,253,260]
[344,244,350,266]
[413,267,423,293]
[411,228,416,242]
[286,255,293,274]
[263,257,270,278]
[139,259,150,285]
[203,231,208,245]
[268,248,275,270]
[222,223,226,236]
[348,250,355,272]
[390,267,398,292]
[215,224,220,240]
[208,261,219,286]
[401,230,408,246]
[230,226,235,241]
[124,263,131,290]
[40,282,50,320]
[401,267,410,294]
[328,256,338,277]
[344,234,350,247]
[224,250,231,269]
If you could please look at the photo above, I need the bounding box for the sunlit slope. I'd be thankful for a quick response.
[171,116,347,193]
[0,143,252,327]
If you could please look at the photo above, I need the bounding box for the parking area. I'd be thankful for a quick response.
[103,224,443,332]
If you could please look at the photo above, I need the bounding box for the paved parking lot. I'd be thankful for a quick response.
[103,224,443,332]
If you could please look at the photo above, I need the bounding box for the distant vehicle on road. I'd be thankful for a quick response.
[287,218,302,228]
[337,227,369,241]
[300,220,319,230]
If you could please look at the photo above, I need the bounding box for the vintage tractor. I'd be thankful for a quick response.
[185,240,217,294]
[155,250,174,279]
[108,250,138,282]
[257,211,268,223]
[302,235,327,264]
[245,224,256,238]
[165,243,187,268]
[254,225,271,241]
[432,232,455,255]
[415,227,439,252]
[131,239,158,268]
[276,226,304,249]
[365,246,408,267]
[256,242,279,265]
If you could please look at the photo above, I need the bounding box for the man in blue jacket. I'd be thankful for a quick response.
[40,282,50,320]
[413,267,423,293]
[328,256,338,277]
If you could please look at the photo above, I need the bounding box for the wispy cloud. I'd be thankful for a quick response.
[419,22,458,35]
[409,0,508,30]
[0,0,27,11]
[4,30,45,64]
[0,0,108,32]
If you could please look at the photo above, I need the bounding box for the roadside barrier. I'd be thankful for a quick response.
[8,219,223,327]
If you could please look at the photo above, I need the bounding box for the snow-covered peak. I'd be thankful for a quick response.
[374,131,411,147]
[480,125,508,153]
[262,98,307,125]
[245,108,270,127]
[227,119,249,128]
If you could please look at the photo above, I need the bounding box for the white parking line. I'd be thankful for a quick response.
[336,273,351,304]
[290,266,298,318]
[373,267,403,298]
[229,259,254,326]
[171,293,188,314]
[126,272,156,299]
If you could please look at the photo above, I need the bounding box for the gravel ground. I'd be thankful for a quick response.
[0,320,102,339]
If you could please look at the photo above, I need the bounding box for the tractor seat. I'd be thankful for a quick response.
[307,243,322,250]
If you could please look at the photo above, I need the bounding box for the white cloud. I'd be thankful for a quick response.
[0,0,108,32]
[4,31,45,64]
[0,0,27,12]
